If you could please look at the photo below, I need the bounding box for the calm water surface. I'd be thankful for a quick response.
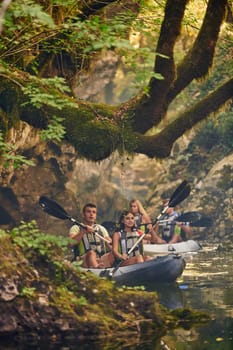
[161,242,233,350]
[1,242,232,350]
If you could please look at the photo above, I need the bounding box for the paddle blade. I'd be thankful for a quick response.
[153,180,191,225]
[176,211,202,223]
[168,181,191,208]
[39,196,69,220]
[191,216,213,227]
[169,180,188,202]
[176,211,213,227]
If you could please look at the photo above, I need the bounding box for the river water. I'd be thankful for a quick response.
[0,242,232,350]
[158,242,233,350]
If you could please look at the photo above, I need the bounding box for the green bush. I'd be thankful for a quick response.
[10,220,71,259]
[190,105,233,152]
[192,120,221,151]
[218,109,233,149]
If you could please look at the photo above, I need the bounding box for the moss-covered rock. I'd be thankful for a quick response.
[0,224,166,342]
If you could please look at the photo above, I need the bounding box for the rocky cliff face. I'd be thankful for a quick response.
[0,122,232,240]
[0,122,78,234]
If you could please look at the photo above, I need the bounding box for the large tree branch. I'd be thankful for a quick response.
[78,0,140,19]
[167,0,228,103]
[132,0,228,135]
[132,0,189,133]
[1,70,232,161]
[134,78,233,158]
[78,0,117,18]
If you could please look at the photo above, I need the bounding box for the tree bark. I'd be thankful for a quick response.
[167,0,228,103]
[132,0,189,133]
[132,0,228,134]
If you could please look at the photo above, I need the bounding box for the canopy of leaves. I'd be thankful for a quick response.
[0,0,232,161]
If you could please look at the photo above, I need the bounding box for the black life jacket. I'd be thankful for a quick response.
[159,212,179,243]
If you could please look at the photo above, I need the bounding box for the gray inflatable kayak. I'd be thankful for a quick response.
[82,254,186,286]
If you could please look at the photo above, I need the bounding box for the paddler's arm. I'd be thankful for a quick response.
[176,221,192,240]
[142,213,153,232]
[69,224,94,243]
[167,224,181,244]
[97,225,112,249]
[149,223,166,244]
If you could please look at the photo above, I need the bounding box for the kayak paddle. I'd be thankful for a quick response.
[175,211,202,223]
[106,233,146,279]
[102,215,213,231]
[131,180,191,253]
[152,180,191,225]
[39,196,75,221]
[39,196,110,243]
[175,211,213,227]
[102,181,191,232]
[158,211,213,227]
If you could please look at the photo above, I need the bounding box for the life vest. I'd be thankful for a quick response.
[134,212,149,233]
[118,229,143,257]
[134,212,143,228]
[76,224,110,258]
[159,212,180,243]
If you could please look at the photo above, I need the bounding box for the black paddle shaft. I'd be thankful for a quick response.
[39,196,112,243]
[153,180,191,225]
[39,196,86,229]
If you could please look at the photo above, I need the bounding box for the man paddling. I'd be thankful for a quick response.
[151,195,192,244]
[69,203,114,268]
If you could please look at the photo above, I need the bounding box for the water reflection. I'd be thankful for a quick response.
[0,335,162,350]
[144,282,184,310]
[161,243,233,349]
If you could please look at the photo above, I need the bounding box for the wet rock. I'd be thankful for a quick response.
[0,279,19,301]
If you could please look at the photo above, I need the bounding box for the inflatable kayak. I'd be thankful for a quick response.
[82,254,185,286]
[143,240,201,255]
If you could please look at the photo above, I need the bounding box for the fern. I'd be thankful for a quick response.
[21,77,78,110]
[0,131,34,169]
[40,115,66,142]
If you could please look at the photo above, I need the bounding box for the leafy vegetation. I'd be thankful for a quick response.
[21,77,77,109]
[0,131,35,168]
[10,220,71,259]
[40,115,66,142]
[189,106,233,153]
[20,286,36,298]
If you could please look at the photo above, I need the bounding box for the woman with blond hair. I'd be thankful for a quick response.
[129,199,153,235]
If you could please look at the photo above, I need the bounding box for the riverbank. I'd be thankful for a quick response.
[0,222,209,345]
